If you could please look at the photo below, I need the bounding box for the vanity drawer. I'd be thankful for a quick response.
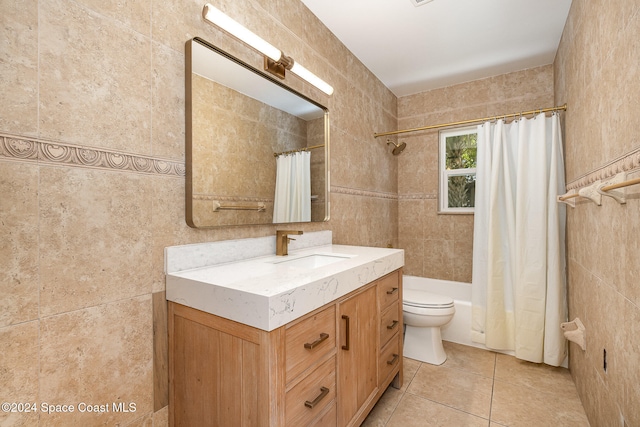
[286,356,336,427]
[380,303,401,348]
[309,402,336,427]
[286,304,336,382]
[379,335,401,383]
[377,270,400,310]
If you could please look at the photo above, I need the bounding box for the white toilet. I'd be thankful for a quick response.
[403,289,455,365]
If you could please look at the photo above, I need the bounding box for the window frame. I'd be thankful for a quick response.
[439,126,477,214]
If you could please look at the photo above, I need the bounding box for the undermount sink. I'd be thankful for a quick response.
[270,253,354,269]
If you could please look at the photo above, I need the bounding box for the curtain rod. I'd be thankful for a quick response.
[273,144,325,157]
[373,104,567,138]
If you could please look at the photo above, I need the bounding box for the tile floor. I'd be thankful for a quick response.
[362,341,590,426]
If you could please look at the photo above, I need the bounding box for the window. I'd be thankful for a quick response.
[439,126,477,213]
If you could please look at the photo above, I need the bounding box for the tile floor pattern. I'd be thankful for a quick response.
[363,341,590,427]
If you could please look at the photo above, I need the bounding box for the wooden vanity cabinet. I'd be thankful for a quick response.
[337,270,403,427]
[377,272,403,391]
[168,268,402,427]
[337,285,378,426]
[284,305,337,427]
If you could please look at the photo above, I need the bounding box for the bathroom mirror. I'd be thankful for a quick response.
[186,37,329,228]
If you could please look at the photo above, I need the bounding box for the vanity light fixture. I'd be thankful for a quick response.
[202,3,334,96]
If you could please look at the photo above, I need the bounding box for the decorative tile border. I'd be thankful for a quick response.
[14,131,637,195]
[331,185,398,200]
[398,193,437,200]
[0,133,185,177]
[566,145,640,190]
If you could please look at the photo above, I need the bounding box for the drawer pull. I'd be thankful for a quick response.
[341,315,350,351]
[304,386,330,409]
[386,287,399,295]
[387,320,399,330]
[387,353,399,366]
[304,333,329,350]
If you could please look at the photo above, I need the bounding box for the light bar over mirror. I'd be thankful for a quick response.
[202,3,334,96]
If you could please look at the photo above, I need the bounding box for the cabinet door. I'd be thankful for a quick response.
[337,285,377,426]
[169,303,279,427]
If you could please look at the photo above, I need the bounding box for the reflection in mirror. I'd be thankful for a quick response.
[186,37,329,228]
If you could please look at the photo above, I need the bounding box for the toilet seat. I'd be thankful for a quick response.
[403,289,454,309]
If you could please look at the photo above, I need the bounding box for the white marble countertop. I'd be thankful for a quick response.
[165,232,404,331]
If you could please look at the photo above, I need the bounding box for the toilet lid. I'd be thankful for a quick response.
[404,289,454,309]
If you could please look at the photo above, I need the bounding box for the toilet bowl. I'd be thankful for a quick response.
[403,289,455,365]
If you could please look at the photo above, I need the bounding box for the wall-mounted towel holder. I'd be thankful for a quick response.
[596,172,628,204]
[558,171,639,207]
[561,318,586,351]
[213,201,266,212]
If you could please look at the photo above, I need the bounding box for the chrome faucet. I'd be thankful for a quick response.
[276,230,303,256]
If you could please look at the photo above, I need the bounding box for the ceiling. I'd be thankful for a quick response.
[300,0,573,97]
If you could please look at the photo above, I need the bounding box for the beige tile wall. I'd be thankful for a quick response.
[554,1,640,426]
[0,0,397,425]
[396,66,555,282]
[8,0,636,425]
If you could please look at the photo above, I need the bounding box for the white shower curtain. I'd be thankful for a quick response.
[273,151,311,223]
[471,113,567,366]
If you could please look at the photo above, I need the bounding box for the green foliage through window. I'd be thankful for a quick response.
[447,175,475,208]
[440,128,477,212]
[445,133,477,170]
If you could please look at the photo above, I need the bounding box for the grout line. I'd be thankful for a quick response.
[378,359,420,426]
[36,0,42,418]
[373,348,587,426]
[402,356,494,423]
[488,352,497,424]
[382,386,405,427]
[401,389,491,422]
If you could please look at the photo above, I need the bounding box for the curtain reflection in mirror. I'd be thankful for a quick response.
[273,151,311,223]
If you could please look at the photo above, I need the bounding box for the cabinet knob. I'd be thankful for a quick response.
[386,287,399,295]
[387,320,399,330]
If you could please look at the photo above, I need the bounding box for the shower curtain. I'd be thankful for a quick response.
[273,151,311,223]
[471,112,567,366]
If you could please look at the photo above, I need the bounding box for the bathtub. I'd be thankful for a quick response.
[403,275,488,351]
